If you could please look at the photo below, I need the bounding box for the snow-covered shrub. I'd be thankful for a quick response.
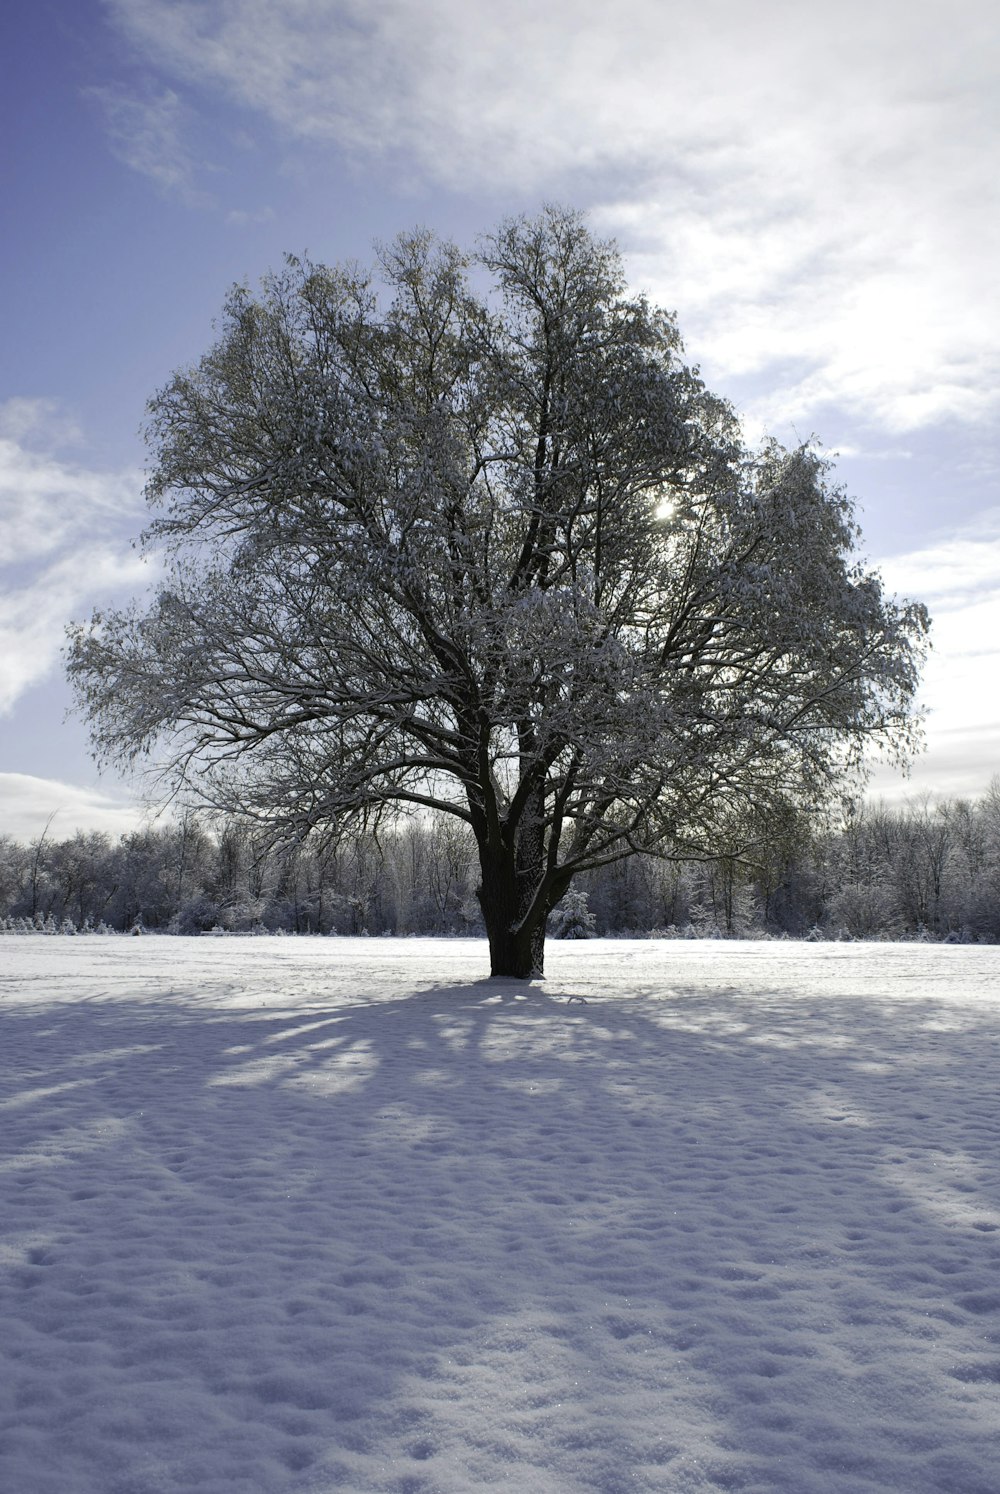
[549,890,597,939]
[168,895,223,934]
[825,882,903,940]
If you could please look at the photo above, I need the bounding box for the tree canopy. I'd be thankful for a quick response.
[68,207,929,976]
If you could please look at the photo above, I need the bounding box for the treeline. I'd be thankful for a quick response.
[2,785,999,941]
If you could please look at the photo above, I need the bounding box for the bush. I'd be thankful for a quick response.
[549,890,597,939]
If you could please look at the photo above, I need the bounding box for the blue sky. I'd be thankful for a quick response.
[2,0,998,840]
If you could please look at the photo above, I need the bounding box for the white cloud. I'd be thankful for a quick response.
[85,82,209,204]
[0,426,142,570]
[103,0,1000,433]
[0,397,84,449]
[827,445,914,463]
[0,406,149,713]
[0,549,150,715]
[225,205,275,228]
[0,773,148,841]
[877,512,1000,611]
[869,514,1000,802]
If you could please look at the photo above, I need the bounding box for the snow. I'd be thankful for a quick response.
[2,935,999,1494]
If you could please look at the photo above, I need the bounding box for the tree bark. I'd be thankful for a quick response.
[476,848,548,978]
[484,914,546,979]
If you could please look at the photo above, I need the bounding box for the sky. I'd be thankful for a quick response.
[2,0,998,842]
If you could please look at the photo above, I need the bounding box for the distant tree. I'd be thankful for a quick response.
[48,831,116,929]
[27,813,57,922]
[893,795,953,935]
[549,888,597,939]
[0,836,28,915]
[67,208,928,976]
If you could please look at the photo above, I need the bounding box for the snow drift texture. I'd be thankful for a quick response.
[2,936,999,1492]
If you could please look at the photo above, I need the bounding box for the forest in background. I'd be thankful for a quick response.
[3,782,999,943]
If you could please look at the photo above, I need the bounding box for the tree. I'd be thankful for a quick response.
[67,207,929,977]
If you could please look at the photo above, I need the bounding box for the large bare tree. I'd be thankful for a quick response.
[68,208,929,976]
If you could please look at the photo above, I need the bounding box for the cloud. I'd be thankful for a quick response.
[102,0,1000,435]
[0,549,150,715]
[225,205,275,228]
[869,514,1000,802]
[85,82,210,204]
[0,398,84,449]
[0,773,148,842]
[827,445,914,463]
[0,405,149,714]
[877,511,1000,611]
[0,416,142,571]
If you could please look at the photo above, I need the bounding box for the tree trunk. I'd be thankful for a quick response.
[476,849,548,978]
[484,913,547,979]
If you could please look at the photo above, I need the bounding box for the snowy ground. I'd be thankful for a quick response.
[2,937,999,1494]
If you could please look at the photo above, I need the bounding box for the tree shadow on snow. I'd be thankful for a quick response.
[2,947,1000,1494]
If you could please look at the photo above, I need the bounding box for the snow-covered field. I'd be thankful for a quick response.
[2,937,999,1494]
